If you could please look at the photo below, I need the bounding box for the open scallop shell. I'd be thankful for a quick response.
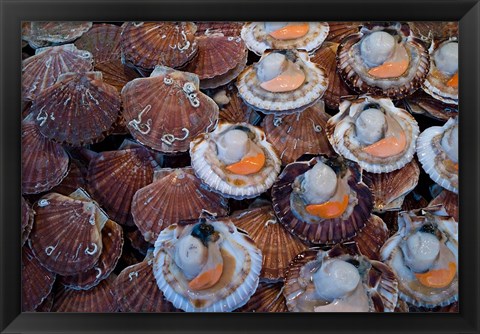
[429,190,458,222]
[236,50,328,115]
[32,71,121,146]
[262,101,333,165]
[325,22,362,43]
[190,121,281,200]
[121,22,198,71]
[403,89,458,122]
[241,22,329,55]
[121,65,219,153]
[326,95,419,173]
[22,22,92,48]
[271,156,373,245]
[337,22,430,99]
[22,197,34,246]
[236,281,288,312]
[214,84,260,125]
[153,218,262,312]
[131,167,229,243]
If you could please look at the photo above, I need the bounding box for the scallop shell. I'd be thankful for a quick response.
[131,167,229,243]
[364,160,420,212]
[21,197,34,246]
[236,281,288,312]
[326,95,419,173]
[233,205,309,281]
[29,191,104,276]
[51,276,118,312]
[21,116,69,194]
[87,146,158,225]
[403,89,458,122]
[22,22,92,49]
[126,227,151,255]
[32,71,121,146]
[429,190,458,222]
[195,22,243,37]
[417,117,458,193]
[59,220,124,290]
[214,84,260,125]
[153,218,262,312]
[325,22,362,43]
[22,44,93,101]
[262,101,333,165]
[241,22,329,55]
[34,292,55,312]
[408,22,458,43]
[121,22,198,71]
[352,214,389,261]
[409,301,459,313]
[51,159,88,196]
[271,156,373,245]
[337,23,430,100]
[236,50,328,115]
[121,66,219,153]
[190,121,281,200]
[22,245,56,312]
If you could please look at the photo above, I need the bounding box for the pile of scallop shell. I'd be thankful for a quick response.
[21,21,459,313]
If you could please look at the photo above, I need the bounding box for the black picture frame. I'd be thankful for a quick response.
[1,0,479,333]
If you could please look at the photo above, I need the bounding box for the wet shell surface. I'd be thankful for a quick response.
[190,121,281,199]
[22,197,34,246]
[403,89,458,122]
[429,190,458,222]
[131,167,229,242]
[241,22,329,55]
[32,71,121,146]
[22,21,92,47]
[121,22,198,71]
[21,116,69,194]
[22,44,94,101]
[262,101,333,165]
[236,281,288,312]
[121,66,219,153]
[326,95,419,173]
[153,218,262,312]
[195,22,243,37]
[237,50,328,114]
[214,84,260,125]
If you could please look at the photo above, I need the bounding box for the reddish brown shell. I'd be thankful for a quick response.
[408,22,458,43]
[21,117,69,194]
[32,71,121,146]
[382,192,429,237]
[195,22,243,37]
[429,190,458,222]
[21,197,34,246]
[131,168,229,242]
[233,205,309,281]
[236,281,288,312]
[22,22,92,47]
[22,245,56,312]
[352,214,389,261]
[59,220,124,290]
[51,276,118,312]
[51,159,88,196]
[34,292,55,312]
[126,228,151,255]
[121,22,198,71]
[262,102,334,166]
[325,22,362,43]
[87,147,158,225]
[29,192,103,276]
[22,44,93,101]
[403,89,458,122]
[215,84,260,125]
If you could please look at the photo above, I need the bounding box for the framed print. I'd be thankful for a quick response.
[1,0,479,333]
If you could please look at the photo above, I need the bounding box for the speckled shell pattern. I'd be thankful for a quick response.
[236,281,288,312]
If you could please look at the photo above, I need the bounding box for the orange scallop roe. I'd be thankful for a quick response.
[226,152,266,175]
[305,194,349,219]
[260,69,305,93]
[188,263,223,291]
[368,60,409,78]
[362,131,407,158]
[447,72,458,88]
[269,23,310,40]
[415,262,457,289]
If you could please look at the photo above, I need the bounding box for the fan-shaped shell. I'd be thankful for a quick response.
[214,84,260,125]
[32,71,121,146]
[21,197,34,246]
[121,22,198,71]
[429,190,458,222]
[408,22,458,43]
[22,44,93,101]
[195,22,243,37]
[262,101,333,165]
[352,214,389,261]
[403,89,458,122]
[121,66,219,153]
[22,245,56,312]
[233,205,309,281]
[29,192,104,276]
[22,21,92,46]
[236,281,288,312]
[22,116,69,194]
[126,228,151,255]
[51,159,88,196]
[131,167,229,242]
[325,22,362,43]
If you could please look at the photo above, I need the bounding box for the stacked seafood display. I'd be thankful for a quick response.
[21,21,459,313]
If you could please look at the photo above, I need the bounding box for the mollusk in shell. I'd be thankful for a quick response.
[121,65,219,153]
[326,95,419,173]
[380,207,458,308]
[417,117,458,194]
[190,121,281,199]
[152,218,262,312]
[22,22,93,49]
[236,50,328,114]
[22,197,34,246]
[337,22,430,99]
[283,247,398,312]
[271,155,373,245]
[241,22,329,55]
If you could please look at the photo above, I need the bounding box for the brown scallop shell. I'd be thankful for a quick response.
[59,220,124,290]
[114,256,179,312]
[195,22,243,37]
[21,117,70,194]
[364,159,421,213]
[22,197,34,246]
[22,22,92,47]
[121,66,219,153]
[34,292,55,312]
[126,228,151,255]
[429,190,458,222]
[233,205,309,281]
[262,102,334,166]
[310,42,353,109]
[87,146,158,225]
[382,192,429,237]
[408,22,458,43]
[51,276,118,312]
[403,89,458,122]
[51,159,88,196]
[32,71,121,146]
[215,84,260,125]
[22,245,56,312]
[29,192,104,276]
[22,44,93,101]
[352,214,389,261]
[131,168,229,242]
[236,281,288,312]
[325,22,362,43]
[121,22,198,71]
